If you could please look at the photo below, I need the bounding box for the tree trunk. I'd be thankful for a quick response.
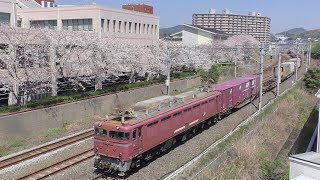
[49,45,58,96]
[8,83,18,106]
[129,71,135,84]
[95,76,102,91]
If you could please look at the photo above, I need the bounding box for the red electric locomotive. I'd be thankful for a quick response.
[93,75,260,176]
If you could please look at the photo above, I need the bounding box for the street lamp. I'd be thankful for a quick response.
[316,89,320,153]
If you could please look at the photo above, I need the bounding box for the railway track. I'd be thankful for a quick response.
[18,149,94,180]
[0,130,93,170]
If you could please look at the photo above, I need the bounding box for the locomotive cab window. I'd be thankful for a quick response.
[133,130,136,140]
[109,131,130,140]
[95,127,107,137]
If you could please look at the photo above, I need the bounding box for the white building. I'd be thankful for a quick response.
[169,24,228,46]
[1,1,159,44]
[16,4,159,44]
[0,0,17,27]
[275,34,289,44]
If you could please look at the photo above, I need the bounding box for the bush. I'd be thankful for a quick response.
[196,64,222,83]
[303,68,320,93]
[311,42,320,59]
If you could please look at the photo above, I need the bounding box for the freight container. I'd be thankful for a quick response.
[274,62,295,79]
[288,58,301,68]
[211,83,233,112]
[239,75,260,97]
[223,79,251,106]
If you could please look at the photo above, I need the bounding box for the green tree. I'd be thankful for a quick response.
[303,68,320,93]
[196,64,222,83]
[311,42,320,59]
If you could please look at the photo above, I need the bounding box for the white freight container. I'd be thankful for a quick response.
[282,62,295,73]
[288,58,301,68]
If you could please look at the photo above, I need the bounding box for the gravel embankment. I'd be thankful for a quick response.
[3,67,305,180]
[0,138,93,180]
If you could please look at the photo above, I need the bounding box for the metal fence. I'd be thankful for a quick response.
[0,74,148,107]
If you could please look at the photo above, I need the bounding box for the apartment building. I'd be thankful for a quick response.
[193,9,271,44]
[16,4,159,44]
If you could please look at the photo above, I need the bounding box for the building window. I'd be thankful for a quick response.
[62,19,92,31]
[107,19,110,32]
[72,19,78,31]
[17,20,22,27]
[129,22,132,33]
[0,13,10,26]
[101,19,105,32]
[124,21,127,33]
[143,24,145,34]
[30,20,57,30]
[147,24,149,34]
[138,23,141,34]
[134,23,137,34]
[151,25,153,34]
[113,20,116,32]
[118,21,122,33]
[78,19,83,31]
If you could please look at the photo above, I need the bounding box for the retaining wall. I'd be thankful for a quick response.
[0,76,201,139]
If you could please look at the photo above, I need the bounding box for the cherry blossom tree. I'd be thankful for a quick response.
[0,27,51,105]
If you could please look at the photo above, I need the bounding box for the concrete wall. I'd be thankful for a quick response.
[0,76,201,139]
[197,29,212,45]
[182,26,199,46]
[290,152,320,179]
[182,25,216,46]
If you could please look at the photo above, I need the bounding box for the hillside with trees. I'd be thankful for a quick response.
[159,25,183,38]
[277,27,320,39]
[276,28,307,36]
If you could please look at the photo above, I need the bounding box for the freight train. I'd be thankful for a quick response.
[93,56,301,176]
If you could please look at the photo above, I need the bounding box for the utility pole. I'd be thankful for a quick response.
[308,39,312,68]
[259,47,264,111]
[315,90,320,153]
[166,60,171,96]
[277,52,281,97]
[295,60,298,82]
[295,39,299,82]
[234,58,237,77]
[306,43,309,72]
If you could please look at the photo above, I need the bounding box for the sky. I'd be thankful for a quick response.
[56,0,320,34]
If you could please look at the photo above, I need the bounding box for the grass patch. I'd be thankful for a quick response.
[0,138,25,156]
[179,84,315,179]
[37,127,66,138]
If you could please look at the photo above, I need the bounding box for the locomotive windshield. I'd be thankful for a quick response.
[95,127,107,137]
[109,131,130,140]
